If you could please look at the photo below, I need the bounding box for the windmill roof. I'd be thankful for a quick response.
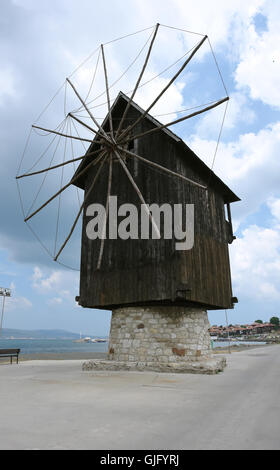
[72,91,240,203]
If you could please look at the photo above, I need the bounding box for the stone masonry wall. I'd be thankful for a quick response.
[108,306,212,364]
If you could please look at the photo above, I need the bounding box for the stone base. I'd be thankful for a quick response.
[89,305,226,374]
[82,356,226,375]
[108,306,214,362]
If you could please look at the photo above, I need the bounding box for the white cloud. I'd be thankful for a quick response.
[47,297,63,305]
[267,197,280,225]
[188,121,280,226]
[230,224,280,301]
[235,2,280,108]
[194,92,256,140]
[5,296,32,312]
[32,267,62,292]
[135,77,185,123]
[31,266,79,305]
[0,67,17,106]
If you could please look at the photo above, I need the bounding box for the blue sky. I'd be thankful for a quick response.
[1,0,280,334]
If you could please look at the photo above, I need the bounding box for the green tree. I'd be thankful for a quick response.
[255,320,263,324]
[270,317,280,328]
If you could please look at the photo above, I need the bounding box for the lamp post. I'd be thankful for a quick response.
[0,287,11,337]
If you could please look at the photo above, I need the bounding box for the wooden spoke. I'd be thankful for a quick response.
[118,146,207,190]
[66,78,110,143]
[115,23,160,139]
[24,150,106,222]
[68,113,107,141]
[128,97,229,141]
[101,45,114,138]
[97,155,113,270]
[16,148,102,179]
[113,149,161,239]
[118,35,208,142]
[54,154,108,261]
[32,124,93,143]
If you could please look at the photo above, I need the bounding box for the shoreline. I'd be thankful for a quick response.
[0,351,108,362]
[0,343,271,363]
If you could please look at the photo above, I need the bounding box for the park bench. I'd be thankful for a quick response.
[0,349,20,364]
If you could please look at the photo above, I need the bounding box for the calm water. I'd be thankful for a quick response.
[0,338,108,355]
[0,338,266,355]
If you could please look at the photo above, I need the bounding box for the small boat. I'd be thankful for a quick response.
[73,333,91,343]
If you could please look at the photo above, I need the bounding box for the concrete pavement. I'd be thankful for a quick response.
[0,345,279,450]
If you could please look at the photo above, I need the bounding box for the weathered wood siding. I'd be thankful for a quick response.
[78,98,235,310]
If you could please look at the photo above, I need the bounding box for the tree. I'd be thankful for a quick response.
[270,317,280,328]
[255,320,263,324]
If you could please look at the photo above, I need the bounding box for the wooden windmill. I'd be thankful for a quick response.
[17,24,239,372]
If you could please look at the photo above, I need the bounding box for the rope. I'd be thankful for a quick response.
[64,80,68,117]
[24,120,66,175]
[68,46,100,79]
[32,117,68,137]
[16,178,26,219]
[56,260,80,271]
[73,99,222,121]
[26,220,80,271]
[103,25,155,45]
[82,40,201,112]
[54,119,69,255]
[73,28,156,113]
[67,26,154,81]
[207,37,228,96]
[26,119,67,217]
[69,119,81,208]
[71,47,102,114]
[160,24,205,37]
[208,99,228,180]
[34,81,66,124]
[26,221,54,258]
[16,126,32,177]
[83,47,101,105]
[70,116,88,152]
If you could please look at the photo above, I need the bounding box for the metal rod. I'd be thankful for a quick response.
[127,97,229,141]
[24,150,106,222]
[0,295,6,337]
[119,146,207,190]
[16,148,102,179]
[113,149,160,239]
[118,35,208,142]
[54,154,108,261]
[97,155,113,270]
[32,125,93,143]
[66,78,110,143]
[115,23,160,138]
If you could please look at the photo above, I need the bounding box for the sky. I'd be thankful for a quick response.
[0,0,280,335]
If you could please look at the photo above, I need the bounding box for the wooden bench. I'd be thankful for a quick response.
[0,349,20,364]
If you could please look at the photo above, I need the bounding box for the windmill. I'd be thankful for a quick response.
[17,24,239,373]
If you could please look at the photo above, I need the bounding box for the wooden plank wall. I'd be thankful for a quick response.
[79,99,234,310]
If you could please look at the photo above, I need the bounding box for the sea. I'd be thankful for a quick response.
[0,338,266,355]
[0,338,108,355]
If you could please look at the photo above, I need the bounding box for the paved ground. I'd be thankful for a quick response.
[0,345,279,450]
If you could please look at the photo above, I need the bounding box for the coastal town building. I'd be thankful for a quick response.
[209,322,275,338]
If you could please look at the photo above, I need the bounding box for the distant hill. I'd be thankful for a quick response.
[0,329,89,339]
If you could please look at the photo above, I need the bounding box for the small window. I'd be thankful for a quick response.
[128,139,134,152]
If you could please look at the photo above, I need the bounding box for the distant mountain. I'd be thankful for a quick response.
[0,329,89,339]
